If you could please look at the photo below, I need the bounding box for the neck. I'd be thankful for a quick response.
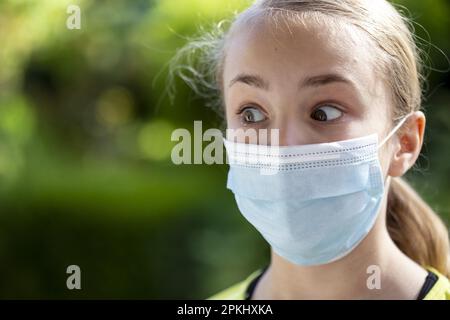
[253,200,428,300]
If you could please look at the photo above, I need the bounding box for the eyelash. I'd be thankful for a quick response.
[237,104,261,114]
[236,102,346,123]
[315,101,344,111]
[311,103,345,121]
[237,105,268,123]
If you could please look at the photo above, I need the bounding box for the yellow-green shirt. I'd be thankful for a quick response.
[208,267,450,300]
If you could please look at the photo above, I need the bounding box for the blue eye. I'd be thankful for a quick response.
[311,105,343,122]
[240,107,267,123]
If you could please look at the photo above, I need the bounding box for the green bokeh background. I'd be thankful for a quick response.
[0,0,449,298]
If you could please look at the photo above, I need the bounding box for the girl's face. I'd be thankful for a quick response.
[223,18,394,173]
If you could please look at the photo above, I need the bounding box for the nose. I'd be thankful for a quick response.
[271,118,309,147]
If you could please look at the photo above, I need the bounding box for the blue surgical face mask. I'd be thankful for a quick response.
[224,114,412,266]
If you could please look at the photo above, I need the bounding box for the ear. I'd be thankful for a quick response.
[388,111,426,177]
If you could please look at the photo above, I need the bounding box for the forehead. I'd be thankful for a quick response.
[223,14,380,93]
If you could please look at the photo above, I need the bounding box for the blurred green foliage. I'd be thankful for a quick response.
[0,0,448,298]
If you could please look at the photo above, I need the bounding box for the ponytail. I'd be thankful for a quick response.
[387,177,450,277]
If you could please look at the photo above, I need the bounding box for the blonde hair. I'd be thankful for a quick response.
[170,0,450,276]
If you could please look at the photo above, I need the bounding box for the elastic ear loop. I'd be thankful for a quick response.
[378,112,414,150]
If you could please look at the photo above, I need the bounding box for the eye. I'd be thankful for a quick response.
[239,106,267,124]
[311,105,343,122]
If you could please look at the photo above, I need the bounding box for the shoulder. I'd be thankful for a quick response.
[207,269,263,300]
[423,267,450,300]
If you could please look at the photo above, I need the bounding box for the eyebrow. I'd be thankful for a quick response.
[228,73,354,91]
[228,74,270,90]
[301,73,353,88]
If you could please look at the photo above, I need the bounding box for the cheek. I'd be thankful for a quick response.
[377,144,394,178]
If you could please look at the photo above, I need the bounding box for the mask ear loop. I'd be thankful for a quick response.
[378,112,414,188]
[378,112,414,150]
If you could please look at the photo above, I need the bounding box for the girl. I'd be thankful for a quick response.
[173,0,450,299]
